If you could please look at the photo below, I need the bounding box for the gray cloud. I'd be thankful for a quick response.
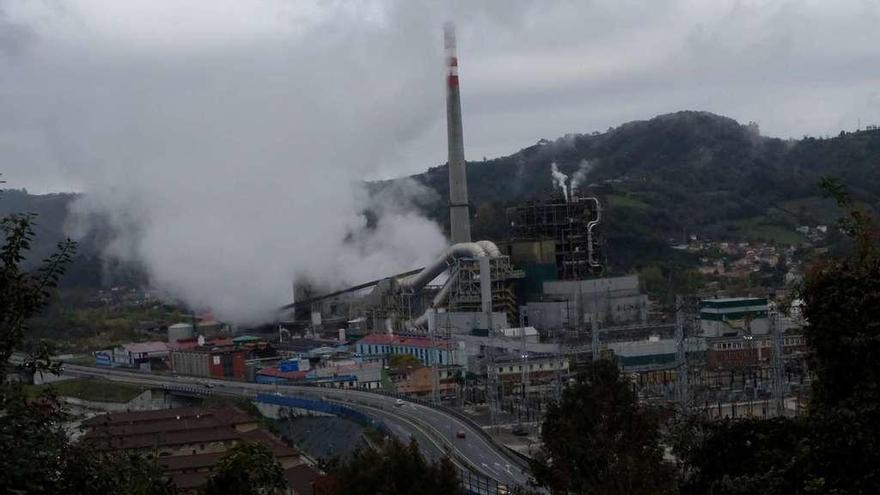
[2,0,880,321]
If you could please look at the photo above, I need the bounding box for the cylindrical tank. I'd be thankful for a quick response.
[168,322,194,343]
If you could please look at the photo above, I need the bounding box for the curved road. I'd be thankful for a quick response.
[61,363,530,488]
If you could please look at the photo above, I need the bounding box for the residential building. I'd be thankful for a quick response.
[700,297,770,338]
[82,406,316,494]
[111,341,170,369]
[393,365,461,397]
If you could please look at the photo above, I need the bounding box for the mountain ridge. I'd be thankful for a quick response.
[6,110,880,285]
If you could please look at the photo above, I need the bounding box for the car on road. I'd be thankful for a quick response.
[395,398,405,407]
[512,426,529,436]
[456,430,466,439]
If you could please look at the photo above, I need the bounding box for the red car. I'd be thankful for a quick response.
[456,430,466,439]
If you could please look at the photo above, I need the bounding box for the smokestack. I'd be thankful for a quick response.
[444,22,471,244]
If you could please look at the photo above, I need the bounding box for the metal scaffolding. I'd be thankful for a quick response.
[506,196,603,280]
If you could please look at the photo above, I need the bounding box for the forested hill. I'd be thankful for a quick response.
[0,189,141,288]
[393,111,880,270]
[6,111,880,286]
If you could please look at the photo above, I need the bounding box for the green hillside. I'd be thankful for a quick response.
[393,111,878,271]
[6,110,880,284]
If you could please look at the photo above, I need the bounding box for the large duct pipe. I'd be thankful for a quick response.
[445,22,471,244]
[476,240,502,258]
[400,242,486,292]
[404,240,502,330]
[584,197,602,268]
[408,274,457,329]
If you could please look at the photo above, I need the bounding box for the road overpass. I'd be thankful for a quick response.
[60,363,531,490]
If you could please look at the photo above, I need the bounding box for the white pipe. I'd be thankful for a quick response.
[399,242,486,291]
[408,274,457,329]
[476,240,502,258]
[585,197,602,268]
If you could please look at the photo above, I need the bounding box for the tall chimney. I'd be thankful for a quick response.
[444,22,471,244]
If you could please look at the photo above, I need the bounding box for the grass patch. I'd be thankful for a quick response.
[28,378,144,403]
[380,368,395,393]
[606,194,650,210]
[62,355,97,366]
[735,218,806,245]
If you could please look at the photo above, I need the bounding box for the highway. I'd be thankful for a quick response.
[61,363,530,488]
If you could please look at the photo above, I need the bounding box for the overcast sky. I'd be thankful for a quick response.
[2,0,880,322]
[2,0,880,192]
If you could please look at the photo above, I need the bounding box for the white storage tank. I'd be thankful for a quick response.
[168,322,195,343]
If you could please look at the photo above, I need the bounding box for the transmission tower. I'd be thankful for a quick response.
[674,296,690,412]
[770,310,786,416]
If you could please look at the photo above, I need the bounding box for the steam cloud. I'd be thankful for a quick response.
[550,162,569,202]
[3,1,490,324]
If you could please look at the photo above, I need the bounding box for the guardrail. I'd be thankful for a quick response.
[67,363,533,489]
[352,387,532,472]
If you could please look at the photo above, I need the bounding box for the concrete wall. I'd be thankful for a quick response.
[534,275,649,327]
[171,351,210,377]
[432,311,509,334]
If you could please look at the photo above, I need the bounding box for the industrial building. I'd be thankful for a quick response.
[355,334,462,366]
[505,195,603,282]
[523,275,649,332]
[170,346,247,380]
[700,297,770,337]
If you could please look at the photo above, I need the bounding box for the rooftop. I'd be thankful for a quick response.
[83,406,217,427]
[87,407,254,437]
[357,334,457,350]
[121,341,170,354]
[256,367,309,381]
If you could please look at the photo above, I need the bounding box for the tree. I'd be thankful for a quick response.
[326,437,462,495]
[793,178,880,493]
[200,443,288,495]
[530,359,675,495]
[0,191,170,494]
[671,416,807,495]
[671,179,880,494]
[388,353,420,368]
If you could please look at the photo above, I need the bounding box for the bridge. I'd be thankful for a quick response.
[61,363,531,492]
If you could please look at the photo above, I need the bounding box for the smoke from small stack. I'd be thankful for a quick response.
[570,159,594,194]
[444,21,472,244]
[551,161,570,202]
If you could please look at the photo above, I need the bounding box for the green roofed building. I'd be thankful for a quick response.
[700,297,769,338]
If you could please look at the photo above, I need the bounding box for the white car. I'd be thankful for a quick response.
[395,398,405,407]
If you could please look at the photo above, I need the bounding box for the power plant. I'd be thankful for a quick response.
[276,22,808,433]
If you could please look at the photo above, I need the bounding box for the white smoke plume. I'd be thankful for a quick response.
[550,161,569,202]
[3,1,496,324]
[570,159,595,195]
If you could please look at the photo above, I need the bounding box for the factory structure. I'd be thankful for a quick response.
[270,23,809,426]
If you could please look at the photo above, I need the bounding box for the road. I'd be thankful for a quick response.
[61,363,530,488]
